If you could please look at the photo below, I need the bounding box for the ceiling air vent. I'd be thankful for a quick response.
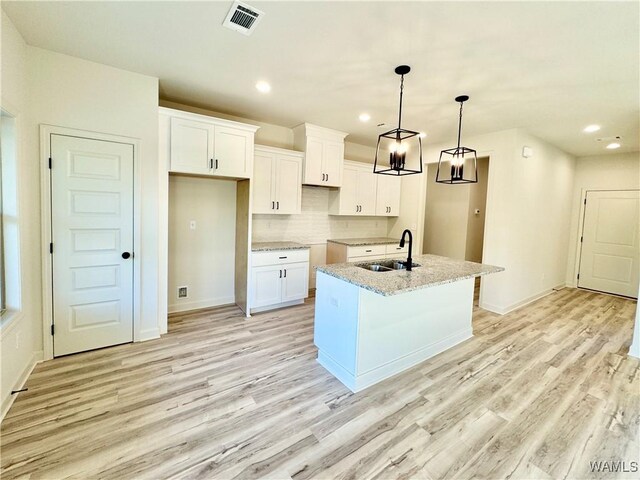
[222,1,265,36]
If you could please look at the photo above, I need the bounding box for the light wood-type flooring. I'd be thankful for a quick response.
[1,287,639,479]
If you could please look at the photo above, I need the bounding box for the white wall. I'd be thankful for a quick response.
[416,129,576,314]
[0,10,41,419]
[27,47,160,343]
[168,176,237,312]
[565,152,640,286]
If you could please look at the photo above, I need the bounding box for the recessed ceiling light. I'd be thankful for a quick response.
[583,124,601,133]
[419,132,427,138]
[606,142,621,149]
[359,113,371,122]
[255,81,271,93]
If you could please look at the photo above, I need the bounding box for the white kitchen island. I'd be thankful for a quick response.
[314,254,503,392]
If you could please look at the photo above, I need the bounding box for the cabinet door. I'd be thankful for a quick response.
[213,126,252,178]
[303,137,324,185]
[322,140,344,187]
[375,175,401,216]
[356,168,377,215]
[386,175,401,216]
[281,263,309,302]
[251,265,283,308]
[274,154,302,214]
[252,150,276,214]
[340,166,359,214]
[170,117,214,175]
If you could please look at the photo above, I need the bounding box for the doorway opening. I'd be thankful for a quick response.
[422,156,490,304]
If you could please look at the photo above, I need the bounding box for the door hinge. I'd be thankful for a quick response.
[580,236,583,243]
[51,324,55,336]
[584,198,587,205]
[577,273,580,280]
[48,157,52,169]
[49,243,53,254]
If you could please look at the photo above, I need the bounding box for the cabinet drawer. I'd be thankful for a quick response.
[346,244,387,258]
[385,244,407,256]
[252,249,309,267]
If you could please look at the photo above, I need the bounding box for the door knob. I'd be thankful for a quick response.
[122,252,132,259]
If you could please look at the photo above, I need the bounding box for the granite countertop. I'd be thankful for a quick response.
[252,241,310,252]
[316,254,504,296]
[327,237,400,246]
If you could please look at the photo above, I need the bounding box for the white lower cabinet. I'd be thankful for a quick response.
[251,249,310,312]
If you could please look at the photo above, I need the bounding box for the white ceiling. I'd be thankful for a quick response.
[4,1,639,157]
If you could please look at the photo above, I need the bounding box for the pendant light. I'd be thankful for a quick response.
[373,65,423,176]
[436,95,478,184]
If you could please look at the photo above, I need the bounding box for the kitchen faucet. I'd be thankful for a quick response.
[399,229,413,271]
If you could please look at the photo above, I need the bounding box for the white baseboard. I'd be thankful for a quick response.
[1,349,43,422]
[318,328,473,393]
[480,283,566,315]
[168,296,235,314]
[250,299,304,314]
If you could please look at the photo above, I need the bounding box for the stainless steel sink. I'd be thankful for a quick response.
[358,260,421,272]
[362,264,393,272]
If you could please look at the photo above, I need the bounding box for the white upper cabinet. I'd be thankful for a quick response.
[163,107,259,179]
[170,118,214,175]
[375,174,402,216]
[252,145,303,214]
[329,161,401,217]
[293,123,348,187]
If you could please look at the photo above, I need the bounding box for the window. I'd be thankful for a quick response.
[0,109,21,324]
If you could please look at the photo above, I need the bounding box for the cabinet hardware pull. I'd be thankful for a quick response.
[209,159,213,169]
[276,201,279,210]
[215,159,219,169]
[279,269,282,278]
[284,269,287,277]
[365,249,372,252]
[272,201,275,209]
[326,173,329,182]
[279,256,287,259]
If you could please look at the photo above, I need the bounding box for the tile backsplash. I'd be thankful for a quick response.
[252,186,390,245]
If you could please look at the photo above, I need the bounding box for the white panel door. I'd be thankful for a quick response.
[274,154,302,214]
[356,168,377,215]
[281,263,309,302]
[579,190,640,298]
[252,150,276,213]
[170,117,213,175]
[251,266,283,308]
[51,135,134,356]
[322,140,344,187]
[213,126,252,178]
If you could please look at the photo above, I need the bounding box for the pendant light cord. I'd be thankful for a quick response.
[457,100,464,150]
[397,75,404,130]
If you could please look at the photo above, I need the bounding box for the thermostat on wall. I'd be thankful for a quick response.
[522,146,533,158]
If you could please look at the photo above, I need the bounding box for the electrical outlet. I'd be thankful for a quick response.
[178,286,188,298]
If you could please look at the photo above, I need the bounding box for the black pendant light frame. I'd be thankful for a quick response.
[436,95,478,184]
[374,65,423,176]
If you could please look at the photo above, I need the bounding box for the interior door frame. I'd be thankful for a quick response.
[40,125,142,360]
[574,188,640,291]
